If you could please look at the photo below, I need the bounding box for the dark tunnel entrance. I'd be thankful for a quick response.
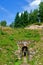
[22,46,28,56]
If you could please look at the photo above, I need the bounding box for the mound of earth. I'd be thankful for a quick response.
[25,24,43,29]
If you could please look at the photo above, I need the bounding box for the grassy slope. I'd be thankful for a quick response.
[0,27,43,65]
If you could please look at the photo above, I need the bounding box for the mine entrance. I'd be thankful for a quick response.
[22,46,28,56]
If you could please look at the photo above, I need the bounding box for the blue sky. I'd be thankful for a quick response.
[0,0,42,25]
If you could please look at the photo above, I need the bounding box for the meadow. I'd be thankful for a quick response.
[0,27,43,65]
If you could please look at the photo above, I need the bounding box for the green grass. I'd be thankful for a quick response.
[15,60,22,65]
[0,27,43,65]
[11,29,40,41]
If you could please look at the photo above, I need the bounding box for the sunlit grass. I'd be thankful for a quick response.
[0,27,43,65]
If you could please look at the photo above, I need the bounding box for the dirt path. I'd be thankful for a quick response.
[23,57,27,63]
[21,57,30,65]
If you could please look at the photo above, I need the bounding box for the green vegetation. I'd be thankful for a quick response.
[0,20,7,26]
[0,2,43,65]
[14,11,29,27]
[0,27,43,65]
[39,2,43,22]
[10,2,43,28]
[29,40,43,65]
[0,2,43,28]
[0,28,18,65]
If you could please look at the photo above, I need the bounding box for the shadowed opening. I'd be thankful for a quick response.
[22,46,28,56]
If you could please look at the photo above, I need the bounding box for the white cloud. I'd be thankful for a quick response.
[23,0,42,12]
[0,6,9,14]
[30,0,41,6]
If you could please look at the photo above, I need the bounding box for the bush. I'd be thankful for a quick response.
[35,22,41,26]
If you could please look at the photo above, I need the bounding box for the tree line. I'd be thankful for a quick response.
[0,2,43,27]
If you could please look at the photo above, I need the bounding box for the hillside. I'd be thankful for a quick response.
[0,26,43,65]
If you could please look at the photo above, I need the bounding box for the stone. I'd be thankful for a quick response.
[0,48,2,51]
[39,63,42,65]
[4,64,7,65]
[29,55,33,61]
[9,62,12,64]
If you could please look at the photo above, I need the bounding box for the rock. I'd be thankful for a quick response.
[9,62,12,64]
[29,48,33,51]
[32,51,36,55]
[4,64,7,65]
[39,62,42,65]
[29,55,33,61]
[0,48,2,51]
[36,50,39,53]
